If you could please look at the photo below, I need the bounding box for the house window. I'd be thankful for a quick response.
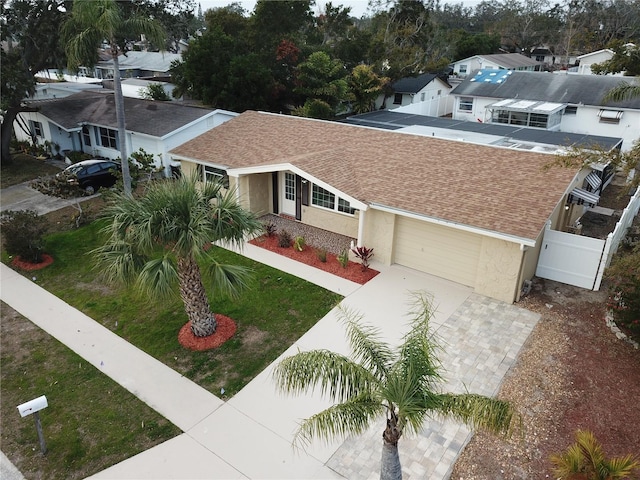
[598,109,623,125]
[459,65,468,74]
[393,93,403,105]
[82,126,91,146]
[564,106,578,115]
[420,92,425,102]
[285,172,295,201]
[459,97,473,112]
[337,198,355,215]
[437,89,441,96]
[529,113,549,128]
[202,165,229,188]
[30,121,43,138]
[312,185,335,210]
[535,55,545,62]
[98,127,118,149]
[491,109,551,129]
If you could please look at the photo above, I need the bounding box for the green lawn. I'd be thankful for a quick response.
[0,303,181,480]
[14,220,342,397]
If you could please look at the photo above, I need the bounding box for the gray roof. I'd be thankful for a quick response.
[30,90,215,137]
[343,110,623,151]
[392,74,448,94]
[451,70,640,109]
[97,51,182,73]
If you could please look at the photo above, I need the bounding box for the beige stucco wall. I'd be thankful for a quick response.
[301,206,359,239]
[180,160,199,177]
[244,173,271,216]
[474,237,524,303]
[362,209,396,265]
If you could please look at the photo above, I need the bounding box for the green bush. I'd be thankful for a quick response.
[293,236,305,251]
[605,245,640,342]
[1,209,48,263]
[316,248,327,263]
[337,249,349,268]
[278,230,292,248]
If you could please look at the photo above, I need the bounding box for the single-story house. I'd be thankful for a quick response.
[14,90,236,175]
[380,73,452,116]
[450,53,543,78]
[169,110,585,304]
[450,69,640,151]
[93,50,181,80]
[571,44,635,76]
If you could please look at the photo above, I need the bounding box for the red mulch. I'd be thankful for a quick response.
[178,314,237,351]
[249,235,379,284]
[10,254,54,271]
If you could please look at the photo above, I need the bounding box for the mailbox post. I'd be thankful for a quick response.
[17,395,48,455]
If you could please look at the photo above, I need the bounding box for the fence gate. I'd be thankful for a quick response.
[535,225,606,289]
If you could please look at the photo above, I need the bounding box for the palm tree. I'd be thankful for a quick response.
[602,80,640,102]
[273,293,517,480]
[550,429,639,480]
[92,174,263,337]
[62,0,166,196]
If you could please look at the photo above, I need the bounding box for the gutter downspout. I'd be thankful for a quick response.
[357,209,366,247]
[514,243,529,302]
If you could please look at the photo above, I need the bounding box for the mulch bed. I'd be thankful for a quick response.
[249,234,379,285]
[178,314,237,351]
[10,254,54,271]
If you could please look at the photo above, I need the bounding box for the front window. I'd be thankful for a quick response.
[202,165,229,188]
[393,93,403,105]
[82,125,91,146]
[459,64,468,74]
[98,127,118,149]
[338,198,355,214]
[312,184,335,209]
[459,97,473,112]
[491,109,555,129]
[30,121,43,138]
[285,172,295,201]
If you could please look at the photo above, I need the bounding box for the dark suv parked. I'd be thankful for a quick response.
[59,159,121,194]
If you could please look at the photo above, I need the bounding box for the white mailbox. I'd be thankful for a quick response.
[17,395,48,418]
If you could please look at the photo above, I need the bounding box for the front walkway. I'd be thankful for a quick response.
[0,243,540,479]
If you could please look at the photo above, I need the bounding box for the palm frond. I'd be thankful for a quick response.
[273,350,380,403]
[602,81,640,103]
[338,304,394,381]
[204,259,253,301]
[91,241,147,285]
[294,394,384,448]
[605,455,640,478]
[433,393,518,436]
[135,255,178,300]
[550,444,586,478]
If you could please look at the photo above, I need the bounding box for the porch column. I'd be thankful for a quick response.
[357,209,366,247]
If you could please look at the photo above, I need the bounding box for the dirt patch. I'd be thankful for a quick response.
[451,277,640,479]
[249,234,379,284]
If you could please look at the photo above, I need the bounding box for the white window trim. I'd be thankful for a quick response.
[311,184,355,216]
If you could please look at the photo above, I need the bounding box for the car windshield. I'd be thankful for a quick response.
[65,164,87,175]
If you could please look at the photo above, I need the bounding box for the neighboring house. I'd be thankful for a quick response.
[529,47,578,70]
[120,78,176,100]
[380,73,453,116]
[169,110,589,304]
[29,82,103,101]
[450,53,543,78]
[94,50,181,80]
[450,69,640,151]
[571,45,635,75]
[14,90,236,175]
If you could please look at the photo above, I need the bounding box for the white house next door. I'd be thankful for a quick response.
[280,172,296,216]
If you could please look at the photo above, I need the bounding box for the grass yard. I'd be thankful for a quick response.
[8,220,342,397]
[0,302,181,480]
[1,154,62,188]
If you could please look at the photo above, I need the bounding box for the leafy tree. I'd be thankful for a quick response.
[605,244,640,343]
[140,83,171,101]
[220,53,274,112]
[294,51,348,115]
[92,174,264,338]
[204,3,250,39]
[347,64,388,114]
[592,41,640,76]
[249,0,314,54]
[129,0,200,53]
[550,430,639,479]
[1,0,67,164]
[315,1,354,47]
[452,30,501,61]
[273,293,517,480]
[61,0,166,196]
[1,209,48,263]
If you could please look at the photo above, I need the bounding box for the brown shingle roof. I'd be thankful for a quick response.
[170,111,579,241]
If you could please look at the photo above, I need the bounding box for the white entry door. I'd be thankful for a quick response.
[280,172,296,216]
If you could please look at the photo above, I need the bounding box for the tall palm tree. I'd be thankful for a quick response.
[273,293,517,480]
[62,0,166,196]
[550,429,639,480]
[92,174,263,337]
[602,80,640,102]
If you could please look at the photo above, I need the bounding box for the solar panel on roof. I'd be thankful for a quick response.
[470,69,512,84]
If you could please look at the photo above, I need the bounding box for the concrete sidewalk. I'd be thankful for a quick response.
[0,181,97,215]
[0,243,539,479]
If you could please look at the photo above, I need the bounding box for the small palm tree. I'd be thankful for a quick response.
[62,0,166,196]
[551,430,639,480]
[92,174,263,337]
[273,293,517,480]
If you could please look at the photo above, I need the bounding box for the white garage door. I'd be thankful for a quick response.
[393,217,482,287]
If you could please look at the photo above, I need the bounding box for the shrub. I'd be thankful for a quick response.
[337,249,349,268]
[1,209,48,263]
[31,173,85,198]
[351,245,374,271]
[316,248,327,263]
[605,244,640,342]
[293,236,306,251]
[264,222,277,237]
[278,230,292,248]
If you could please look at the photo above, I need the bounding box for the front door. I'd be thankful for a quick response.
[280,172,296,216]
